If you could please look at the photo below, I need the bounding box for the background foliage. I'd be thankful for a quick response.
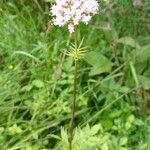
[0,0,150,149]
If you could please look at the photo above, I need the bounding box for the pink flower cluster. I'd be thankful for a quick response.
[133,0,142,7]
[51,0,99,33]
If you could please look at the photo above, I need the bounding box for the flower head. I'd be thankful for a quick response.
[50,0,99,33]
[133,0,142,7]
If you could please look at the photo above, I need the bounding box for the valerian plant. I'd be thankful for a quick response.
[50,0,99,149]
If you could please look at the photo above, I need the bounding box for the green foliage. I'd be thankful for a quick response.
[0,0,150,150]
[57,125,102,150]
[84,51,112,76]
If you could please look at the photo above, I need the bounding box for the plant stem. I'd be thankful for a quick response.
[69,27,78,150]
[69,59,78,150]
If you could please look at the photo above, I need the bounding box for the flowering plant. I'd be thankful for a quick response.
[51,0,99,33]
[50,0,99,149]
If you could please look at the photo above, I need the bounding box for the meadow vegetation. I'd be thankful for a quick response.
[0,0,150,149]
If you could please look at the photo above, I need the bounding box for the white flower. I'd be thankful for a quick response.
[68,24,75,33]
[50,0,99,33]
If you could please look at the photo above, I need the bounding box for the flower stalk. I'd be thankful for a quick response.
[50,1,99,149]
[69,27,78,150]
[69,58,78,150]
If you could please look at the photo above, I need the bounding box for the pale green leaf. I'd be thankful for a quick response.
[90,124,101,135]
[84,51,112,76]
[135,45,150,62]
[119,148,128,150]
[135,119,145,126]
[127,115,135,123]
[101,143,109,150]
[138,75,150,90]
[119,137,128,146]
[32,80,44,88]
[116,37,140,49]
[12,51,40,63]
[21,85,33,92]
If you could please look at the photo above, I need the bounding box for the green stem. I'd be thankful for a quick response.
[69,27,78,150]
[69,59,78,150]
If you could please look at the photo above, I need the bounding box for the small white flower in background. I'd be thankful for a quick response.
[50,0,99,33]
[133,0,142,7]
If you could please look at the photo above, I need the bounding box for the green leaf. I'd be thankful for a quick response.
[127,115,135,123]
[103,26,118,41]
[129,61,139,87]
[119,148,128,150]
[49,134,61,140]
[0,127,4,134]
[21,85,33,92]
[109,110,122,118]
[84,51,112,76]
[88,137,100,145]
[138,75,150,90]
[63,57,73,72]
[61,128,69,150]
[119,137,128,146]
[101,142,109,150]
[116,37,140,49]
[125,122,131,130]
[135,119,145,126]
[90,124,101,135]
[102,120,113,131]
[135,45,150,62]
[12,51,40,63]
[32,80,44,88]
